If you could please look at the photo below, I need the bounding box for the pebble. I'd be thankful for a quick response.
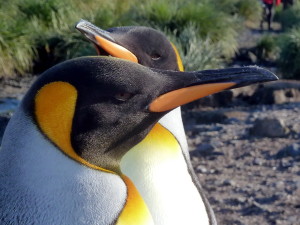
[253,157,264,166]
[288,216,298,224]
[276,143,300,158]
[223,179,236,186]
[250,117,289,137]
[291,123,300,134]
[193,111,228,124]
[191,143,215,156]
[196,165,208,174]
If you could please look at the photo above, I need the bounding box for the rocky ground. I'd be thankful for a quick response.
[183,102,300,225]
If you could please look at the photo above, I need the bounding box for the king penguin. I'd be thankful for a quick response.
[75,20,277,225]
[75,20,214,225]
[0,56,277,225]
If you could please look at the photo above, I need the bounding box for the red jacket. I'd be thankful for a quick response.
[263,0,281,5]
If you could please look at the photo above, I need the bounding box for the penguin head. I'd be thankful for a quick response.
[22,57,277,173]
[76,19,183,71]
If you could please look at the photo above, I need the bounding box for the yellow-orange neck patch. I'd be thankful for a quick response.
[171,43,184,72]
[34,81,114,174]
[116,175,154,225]
[140,123,180,153]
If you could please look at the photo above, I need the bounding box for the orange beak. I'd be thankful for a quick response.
[75,19,138,63]
[148,66,278,112]
[149,83,235,112]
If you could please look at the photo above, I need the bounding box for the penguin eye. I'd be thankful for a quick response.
[114,92,133,102]
[151,53,161,60]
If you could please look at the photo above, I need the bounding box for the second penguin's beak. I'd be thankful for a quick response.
[75,19,138,63]
[149,66,278,112]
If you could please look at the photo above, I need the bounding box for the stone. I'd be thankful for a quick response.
[224,111,249,122]
[253,158,264,166]
[276,143,300,158]
[223,179,236,186]
[288,216,298,224]
[196,165,208,174]
[275,181,285,190]
[191,110,248,125]
[192,111,228,124]
[210,139,224,148]
[250,117,289,137]
[241,203,266,216]
[198,143,214,151]
[248,51,258,63]
[291,123,300,134]
[191,143,215,156]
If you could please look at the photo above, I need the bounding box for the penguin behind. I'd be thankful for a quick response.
[76,19,183,71]
[75,20,214,225]
[0,56,277,225]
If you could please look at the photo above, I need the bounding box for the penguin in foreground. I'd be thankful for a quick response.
[0,56,277,224]
[75,19,215,224]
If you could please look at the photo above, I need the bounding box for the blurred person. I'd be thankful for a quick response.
[260,0,282,30]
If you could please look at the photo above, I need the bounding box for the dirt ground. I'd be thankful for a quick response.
[184,103,300,225]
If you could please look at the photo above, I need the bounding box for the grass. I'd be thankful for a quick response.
[165,24,224,71]
[0,6,36,76]
[123,0,240,58]
[278,28,300,79]
[0,0,274,77]
[0,0,120,77]
[213,0,262,23]
[277,1,300,31]
[255,35,279,62]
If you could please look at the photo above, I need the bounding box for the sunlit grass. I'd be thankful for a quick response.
[0,0,266,77]
[255,35,279,61]
[165,24,224,71]
[277,1,300,30]
[278,28,300,79]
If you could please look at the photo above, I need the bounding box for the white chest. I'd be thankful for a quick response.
[0,110,127,225]
[121,118,209,225]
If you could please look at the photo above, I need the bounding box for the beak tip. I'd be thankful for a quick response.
[75,19,85,29]
[257,67,279,83]
[230,66,279,89]
[75,19,97,34]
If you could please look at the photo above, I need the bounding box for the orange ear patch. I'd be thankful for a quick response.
[35,82,77,157]
[34,81,114,173]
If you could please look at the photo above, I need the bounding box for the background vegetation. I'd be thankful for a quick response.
[0,0,299,79]
[276,1,300,79]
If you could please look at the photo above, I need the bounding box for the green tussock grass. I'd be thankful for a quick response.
[0,0,263,77]
[278,28,300,79]
[277,1,300,31]
[255,35,279,61]
[164,24,224,71]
